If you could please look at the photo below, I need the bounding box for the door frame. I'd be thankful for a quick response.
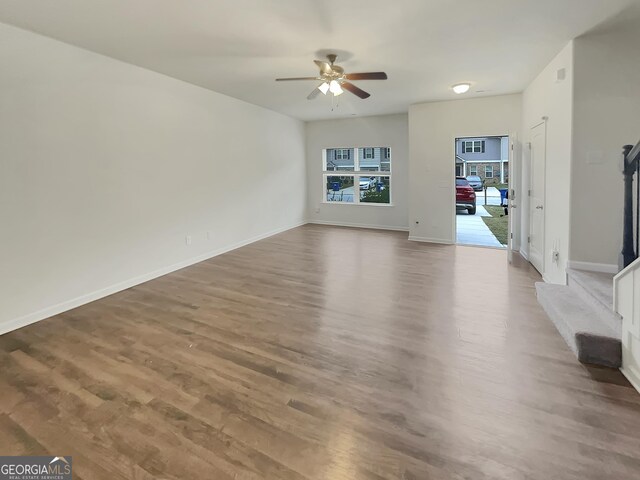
[507,134,517,263]
[452,133,516,254]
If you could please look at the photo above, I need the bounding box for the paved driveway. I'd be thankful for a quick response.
[456,205,505,248]
[327,186,355,202]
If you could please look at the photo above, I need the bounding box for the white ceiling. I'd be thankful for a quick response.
[0,0,637,121]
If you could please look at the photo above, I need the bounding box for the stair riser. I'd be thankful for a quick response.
[576,333,622,368]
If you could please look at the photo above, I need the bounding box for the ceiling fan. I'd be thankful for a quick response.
[276,54,387,100]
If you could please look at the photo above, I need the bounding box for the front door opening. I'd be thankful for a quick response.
[455,136,509,249]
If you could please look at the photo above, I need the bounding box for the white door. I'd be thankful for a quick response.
[529,123,546,274]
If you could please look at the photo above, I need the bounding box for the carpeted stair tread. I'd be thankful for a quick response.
[567,268,615,310]
[535,282,621,368]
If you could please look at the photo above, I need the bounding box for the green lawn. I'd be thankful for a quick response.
[482,205,508,245]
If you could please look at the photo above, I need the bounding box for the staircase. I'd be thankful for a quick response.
[615,257,640,392]
[536,268,622,368]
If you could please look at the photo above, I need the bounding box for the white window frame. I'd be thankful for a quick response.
[335,148,350,160]
[485,165,493,178]
[469,165,477,176]
[322,146,392,206]
[462,140,485,153]
[363,147,374,159]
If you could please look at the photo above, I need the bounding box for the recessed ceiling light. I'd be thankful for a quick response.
[452,83,471,94]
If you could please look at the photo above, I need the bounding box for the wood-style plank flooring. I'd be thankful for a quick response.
[1,224,639,479]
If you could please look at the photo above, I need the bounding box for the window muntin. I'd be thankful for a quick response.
[469,165,477,175]
[323,147,392,204]
[485,165,493,178]
[462,140,485,153]
[335,149,350,160]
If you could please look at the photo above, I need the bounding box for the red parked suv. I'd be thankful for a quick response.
[456,177,476,215]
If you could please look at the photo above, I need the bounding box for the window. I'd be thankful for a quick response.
[326,176,355,203]
[360,176,390,204]
[325,148,355,171]
[358,147,391,172]
[323,147,392,204]
[469,165,477,176]
[485,165,493,178]
[455,164,463,176]
[462,140,485,153]
[335,149,350,160]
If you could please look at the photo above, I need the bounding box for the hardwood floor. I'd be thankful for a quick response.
[1,224,639,479]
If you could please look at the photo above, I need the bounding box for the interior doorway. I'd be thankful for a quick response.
[455,136,510,249]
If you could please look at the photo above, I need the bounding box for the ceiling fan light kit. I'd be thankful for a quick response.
[329,80,343,96]
[276,54,388,105]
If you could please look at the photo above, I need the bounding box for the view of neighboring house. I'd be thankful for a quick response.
[455,136,509,184]
[325,147,391,171]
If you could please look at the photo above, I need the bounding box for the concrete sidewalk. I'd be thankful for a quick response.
[456,205,505,248]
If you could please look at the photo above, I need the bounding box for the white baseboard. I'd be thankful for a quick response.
[621,366,640,395]
[310,220,409,232]
[408,235,453,245]
[519,249,529,261]
[567,260,619,274]
[0,221,307,336]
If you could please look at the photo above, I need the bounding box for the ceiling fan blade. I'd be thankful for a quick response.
[345,72,388,80]
[314,60,333,75]
[341,81,371,99]
[275,77,319,81]
[307,85,322,100]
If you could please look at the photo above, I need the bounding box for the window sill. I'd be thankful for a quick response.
[321,201,395,207]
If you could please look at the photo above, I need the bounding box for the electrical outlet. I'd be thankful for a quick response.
[552,250,559,263]
[185,235,192,246]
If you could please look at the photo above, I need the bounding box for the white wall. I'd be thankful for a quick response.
[571,27,640,268]
[306,114,409,231]
[408,94,522,244]
[0,22,306,333]
[521,42,574,284]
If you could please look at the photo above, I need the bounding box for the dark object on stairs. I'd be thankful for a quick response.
[620,140,640,269]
